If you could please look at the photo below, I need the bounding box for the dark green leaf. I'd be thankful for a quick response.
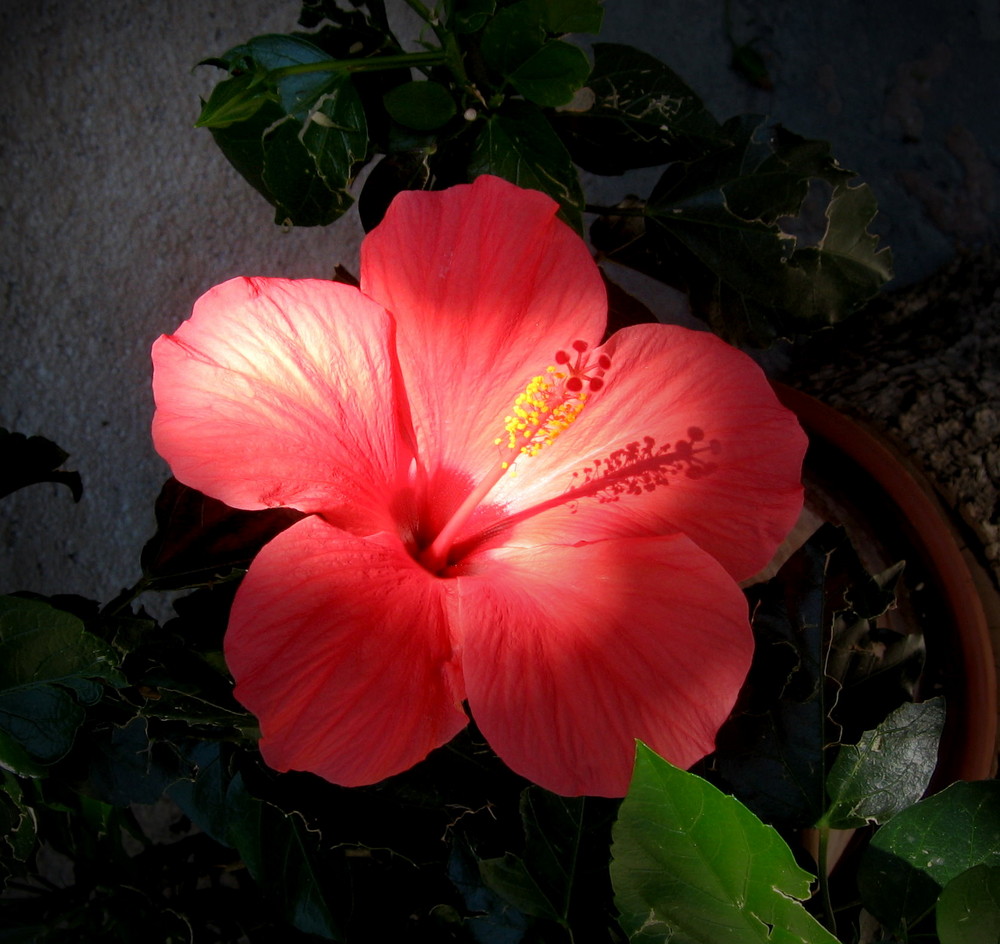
[298,73,368,185]
[450,0,496,33]
[507,41,592,108]
[612,743,839,944]
[479,786,618,935]
[710,529,832,827]
[225,34,340,119]
[171,743,341,940]
[357,150,432,232]
[469,100,584,231]
[260,112,357,227]
[479,789,584,923]
[480,853,559,922]
[936,864,1000,944]
[0,596,123,775]
[859,780,1000,933]
[820,698,945,829]
[200,34,369,226]
[0,770,37,887]
[554,43,723,174]
[141,477,303,591]
[119,584,251,734]
[448,841,532,940]
[534,0,604,34]
[76,717,190,807]
[168,740,231,843]
[592,117,892,346]
[601,269,659,336]
[0,429,81,502]
[383,80,456,131]
[480,0,598,107]
[781,182,894,327]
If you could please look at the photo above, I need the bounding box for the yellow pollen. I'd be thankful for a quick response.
[500,371,590,462]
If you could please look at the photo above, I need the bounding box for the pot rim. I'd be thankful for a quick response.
[773,382,998,783]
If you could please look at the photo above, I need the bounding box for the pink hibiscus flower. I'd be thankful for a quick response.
[151,175,806,797]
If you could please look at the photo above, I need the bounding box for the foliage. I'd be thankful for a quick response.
[193,0,892,347]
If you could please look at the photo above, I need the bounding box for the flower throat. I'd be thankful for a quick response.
[418,340,609,573]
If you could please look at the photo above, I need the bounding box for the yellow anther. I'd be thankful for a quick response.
[500,366,592,459]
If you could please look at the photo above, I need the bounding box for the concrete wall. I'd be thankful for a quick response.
[2,0,997,604]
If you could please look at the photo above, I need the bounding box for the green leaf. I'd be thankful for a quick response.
[859,780,1000,933]
[469,99,584,231]
[553,43,723,174]
[0,429,81,502]
[383,80,456,131]
[612,743,839,943]
[0,597,123,775]
[820,698,945,829]
[480,0,600,107]
[195,69,274,128]
[936,864,1000,944]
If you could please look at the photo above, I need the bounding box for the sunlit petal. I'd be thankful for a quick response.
[152,277,413,533]
[489,323,807,581]
[457,533,752,796]
[361,176,607,496]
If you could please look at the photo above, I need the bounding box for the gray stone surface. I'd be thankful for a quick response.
[2,0,998,603]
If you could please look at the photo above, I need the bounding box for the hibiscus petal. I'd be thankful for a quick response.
[152,277,413,532]
[226,516,468,786]
[489,323,807,582]
[457,532,752,797]
[360,176,607,493]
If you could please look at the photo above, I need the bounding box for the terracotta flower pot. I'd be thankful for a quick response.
[773,382,998,785]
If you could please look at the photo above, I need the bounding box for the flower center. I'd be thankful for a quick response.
[418,340,609,574]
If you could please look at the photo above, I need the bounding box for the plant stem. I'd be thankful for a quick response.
[271,50,448,79]
[816,826,837,937]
